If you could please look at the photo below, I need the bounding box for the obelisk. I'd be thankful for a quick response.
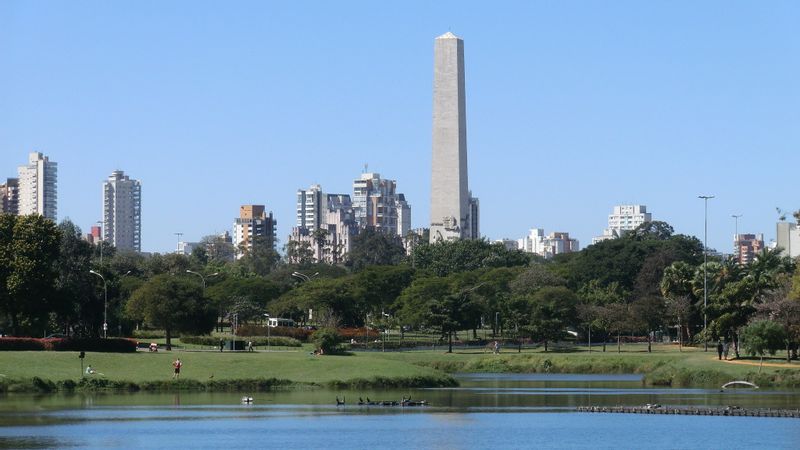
[430,31,477,242]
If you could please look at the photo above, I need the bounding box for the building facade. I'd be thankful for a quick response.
[0,178,19,215]
[352,172,411,237]
[296,184,325,232]
[430,32,479,242]
[103,170,142,252]
[17,152,57,220]
[233,205,277,259]
[776,221,800,259]
[734,233,764,265]
[289,188,358,264]
[592,205,652,244]
[519,228,580,259]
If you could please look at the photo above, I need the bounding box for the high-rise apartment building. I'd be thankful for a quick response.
[734,233,764,265]
[233,205,277,259]
[296,184,325,232]
[430,32,479,242]
[103,170,142,252]
[776,221,800,258]
[352,172,411,237]
[289,185,358,264]
[17,152,57,219]
[592,205,652,244]
[0,178,19,215]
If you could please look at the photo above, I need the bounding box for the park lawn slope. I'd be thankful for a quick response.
[0,350,455,392]
[372,346,800,388]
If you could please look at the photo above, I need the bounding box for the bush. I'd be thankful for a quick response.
[181,335,301,348]
[48,338,138,353]
[0,337,47,351]
[338,327,380,339]
[311,328,342,354]
[236,325,311,341]
[132,329,171,339]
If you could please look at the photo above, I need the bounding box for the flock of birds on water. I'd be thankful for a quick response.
[238,395,428,407]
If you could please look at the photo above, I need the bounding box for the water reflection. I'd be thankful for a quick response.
[1,374,799,449]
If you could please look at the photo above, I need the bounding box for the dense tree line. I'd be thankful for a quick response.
[2,214,799,360]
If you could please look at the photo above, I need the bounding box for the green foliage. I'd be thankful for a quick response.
[346,227,407,271]
[181,335,301,347]
[311,327,342,354]
[527,286,578,350]
[411,239,529,277]
[0,214,62,336]
[125,274,215,348]
[741,320,787,358]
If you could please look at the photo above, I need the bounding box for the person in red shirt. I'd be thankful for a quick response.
[172,358,182,379]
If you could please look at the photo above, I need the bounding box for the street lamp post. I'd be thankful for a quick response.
[291,271,319,283]
[89,270,108,338]
[698,195,715,352]
[731,214,742,262]
[185,270,218,290]
[263,313,271,352]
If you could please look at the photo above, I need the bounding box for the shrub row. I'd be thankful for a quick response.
[236,325,312,341]
[181,335,301,347]
[0,337,137,352]
[132,329,172,339]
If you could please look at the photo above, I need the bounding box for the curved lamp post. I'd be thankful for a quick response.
[291,271,319,282]
[186,270,218,290]
[89,270,107,338]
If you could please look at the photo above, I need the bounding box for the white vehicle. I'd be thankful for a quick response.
[268,317,295,328]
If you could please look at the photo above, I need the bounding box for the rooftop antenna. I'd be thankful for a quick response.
[363,163,368,174]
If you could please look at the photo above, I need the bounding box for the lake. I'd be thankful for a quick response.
[1,374,798,449]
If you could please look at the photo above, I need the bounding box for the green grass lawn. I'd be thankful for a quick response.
[1,343,798,390]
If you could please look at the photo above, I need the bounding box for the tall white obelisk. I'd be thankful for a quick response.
[430,32,478,243]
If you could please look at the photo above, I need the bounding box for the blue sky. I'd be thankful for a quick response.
[1,1,798,253]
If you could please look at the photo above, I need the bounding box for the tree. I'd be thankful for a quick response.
[629,295,665,353]
[236,235,280,276]
[346,227,406,271]
[284,240,315,266]
[394,276,451,330]
[126,274,215,349]
[200,234,235,262]
[53,220,98,337]
[740,320,787,371]
[0,215,61,336]
[600,302,633,353]
[527,286,578,352]
[510,264,565,296]
[411,239,528,277]
[426,284,482,353]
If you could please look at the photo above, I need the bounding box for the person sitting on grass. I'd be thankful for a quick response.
[85,365,104,376]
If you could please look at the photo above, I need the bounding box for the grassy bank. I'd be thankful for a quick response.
[376,344,800,388]
[1,344,799,393]
[0,348,456,393]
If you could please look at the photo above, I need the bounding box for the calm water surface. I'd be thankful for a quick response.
[1,374,798,449]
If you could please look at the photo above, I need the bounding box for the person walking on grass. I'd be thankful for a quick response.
[172,358,182,379]
[717,341,723,360]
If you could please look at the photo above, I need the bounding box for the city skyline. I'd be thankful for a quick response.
[2,2,799,253]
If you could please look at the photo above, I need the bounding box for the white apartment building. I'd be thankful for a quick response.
[296,184,325,232]
[519,228,579,259]
[17,152,57,220]
[776,221,800,258]
[103,170,142,252]
[592,205,652,244]
[288,189,357,263]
